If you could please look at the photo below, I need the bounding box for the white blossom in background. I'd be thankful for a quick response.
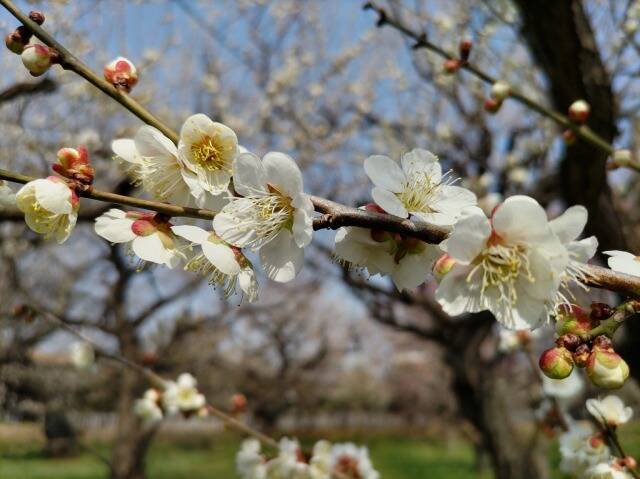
[436,196,568,329]
[178,113,238,195]
[604,250,640,277]
[213,152,313,283]
[236,438,266,479]
[112,125,223,210]
[585,462,633,479]
[559,421,611,477]
[549,205,598,305]
[162,373,206,415]
[16,177,79,244]
[586,395,633,427]
[334,224,439,291]
[364,148,477,225]
[171,225,258,302]
[95,209,185,268]
[265,438,309,477]
[327,442,380,479]
[542,369,585,403]
[0,180,16,208]
[134,389,163,425]
[496,327,541,353]
[70,342,94,369]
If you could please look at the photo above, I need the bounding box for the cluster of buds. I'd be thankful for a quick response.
[5,11,61,77]
[484,80,511,114]
[53,146,95,187]
[563,100,591,145]
[443,39,472,74]
[103,56,138,92]
[539,303,630,389]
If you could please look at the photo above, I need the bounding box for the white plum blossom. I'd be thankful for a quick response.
[178,113,238,195]
[549,205,598,305]
[585,462,633,479]
[364,148,477,226]
[171,225,258,302]
[134,389,163,425]
[559,421,611,477]
[16,177,79,244]
[327,442,380,479]
[436,196,568,329]
[213,152,313,283]
[604,250,640,277]
[0,180,16,208]
[496,327,541,353]
[162,373,206,415]
[70,342,94,369]
[586,395,634,427]
[236,438,266,479]
[112,125,223,210]
[334,224,439,291]
[542,369,585,403]
[94,209,185,268]
[265,438,309,478]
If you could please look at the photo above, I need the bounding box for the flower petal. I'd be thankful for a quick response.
[238,268,259,302]
[213,199,258,247]
[401,148,441,183]
[132,234,174,266]
[259,230,303,283]
[392,246,438,290]
[262,152,303,198]
[135,125,177,158]
[549,205,587,244]
[35,179,72,214]
[371,187,408,217]
[170,225,210,244]
[95,209,136,243]
[440,208,491,263]
[292,196,313,248]
[111,138,142,164]
[232,152,268,196]
[363,155,404,192]
[492,195,549,243]
[202,242,240,275]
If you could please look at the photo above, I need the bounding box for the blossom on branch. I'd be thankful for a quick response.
[134,389,163,425]
[559,421,611,476]
[171,224,258,302]
[162,373,206,415]
[603,250,640,277]
[178,114,238,195]
[16,176,79,243]
[213,151,313,283]
[585,462,633,479]
[103,56,138,92]
[586,395,633,427]
[435,196,568,329]
[70,342,94,369]
[94,209,185,268]
[364,148,476,226]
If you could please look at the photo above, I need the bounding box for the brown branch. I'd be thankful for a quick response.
[0,77,56,103]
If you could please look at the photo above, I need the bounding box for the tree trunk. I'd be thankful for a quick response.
[110,334,156,479]
[447,313,549,479]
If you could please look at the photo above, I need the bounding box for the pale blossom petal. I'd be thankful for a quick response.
[492,195,549,243]
[364,155,404,192]
[292,199,313,248]
[371,187,408,217]
[260,230,303,283]
[549,205,588,243]
[238,267,259,302]
[202,242,241,276]
[400,148,441,182]
[170,225,210,244]
[132,234,174,267]
[440,209,491,264]
[392,247,438,290]
[95,209,136,243]
[135,125,177,158]
[35,179,72,214]
[604,250,640,277]
[232,152,268,196]
[262,151,303,198]
[111,138,142,164]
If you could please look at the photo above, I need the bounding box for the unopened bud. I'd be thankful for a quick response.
[555,333,581,352]
[556,304,597,336]
[612,149,632,167]
[443,58,460,74]
[539,346,574,380]
[587,347,629,389]
[573,343,591,368]
[590,302,613,320]
[231,393,248,414]
[484,98,502,113]
[5,31,25,54]
[568,100,590,123]
[490,81,510,102]
[562,129,576,145]
[433,253,457,282]
[104,56,138,92]
[28,11,45,25]
[53,146,94,184]
[21,43,53,76]
[593,335,613,351]
[622,456,637,470]
[459,39,472,61]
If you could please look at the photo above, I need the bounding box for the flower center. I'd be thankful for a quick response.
[190,136,232,173]
[185,253,237,297]
[335,455,361,479]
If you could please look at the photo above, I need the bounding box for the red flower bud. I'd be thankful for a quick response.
[568,100,590,123]
[555,333,581,352]
[28,11,45,25]
[459,39,472,61]
[555,304,597,336]
[230,393,248,414]
[443,59,460,74]
[539,347,574,379]
[573,343,591,368]
[5,31,25,54]
[484,98,502,113]
[433,253,457,282]
[590,302,613,320]
[104,57,138,92]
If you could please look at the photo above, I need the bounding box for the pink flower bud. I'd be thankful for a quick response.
[484,98,502,113]
[104,57,138,92]
[539,346,574,379]
[433,253,457,282]
[443,59,460,74]
[587,347,630,389]
[459,39,472,61]
[555,304,597,336]
[53,146,94,184]
[21,43,53,76]
[490,81,510,102]
[568,100,590,123]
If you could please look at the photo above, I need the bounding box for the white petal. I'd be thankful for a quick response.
[492,195,549,243]
[436,265,485,316]
[262,152,303,198]
[213,200,258,247]
[549,205,588,244]
[202,242,240,275]
[95,209,136,243]
[604,250,640,276]
[170,225,210,244]
[199,168,232,194]
[260,231,303,282]
[135,125,177,158]
[568,236,598,263]
[132,234,173,266]
[525,248,558,300]
[440,210,491,263]
[363,155,404,192]
[112,138,142,164]
[506,291,547,330]
[238,268,259,302]
[292,197,313,248]
[180,113,215,144]
[426,185,477,225]
[392,246,438,290]
[401,148,441,182]
[35,179,72,214]
[232,152,268,196]
[371,187,408,217]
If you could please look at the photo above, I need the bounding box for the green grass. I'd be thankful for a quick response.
[1,425,639,478]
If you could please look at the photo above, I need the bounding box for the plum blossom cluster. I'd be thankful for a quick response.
[134,373,206,425]
[557,395,635,478]
[538,303,631,390]
[236,437,380,479]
